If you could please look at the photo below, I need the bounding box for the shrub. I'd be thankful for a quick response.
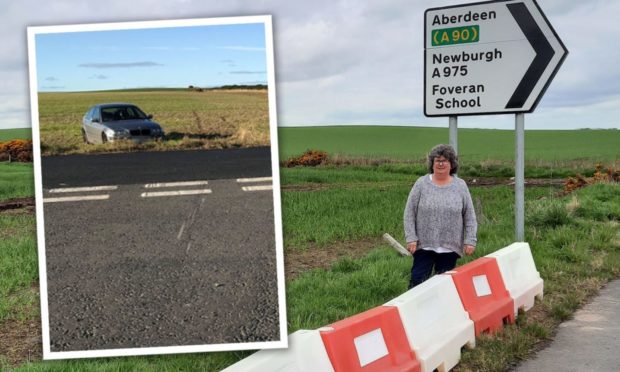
[285,149,328,167]
[564,163,620,194]
[0,140,33,162]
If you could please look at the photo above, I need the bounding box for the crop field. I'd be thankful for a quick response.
[1,125,620,370]
[278,126,620,166]
[37,89,270,156]
[0,128,32,141]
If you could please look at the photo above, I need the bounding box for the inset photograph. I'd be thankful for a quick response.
[27,16,285,359]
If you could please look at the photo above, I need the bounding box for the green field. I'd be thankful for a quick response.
[0,163,34,200]
[3,174,619,371]
[0,128,32,141]
[278,126,620,165]
[1,124,620,370]
[38,89,270,155]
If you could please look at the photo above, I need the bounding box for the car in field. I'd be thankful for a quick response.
[82,103,165,144]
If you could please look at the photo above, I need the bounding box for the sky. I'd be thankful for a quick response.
[1,0,620,130]
[34,22,267,92]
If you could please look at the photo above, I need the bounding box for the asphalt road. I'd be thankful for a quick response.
[41,147,272,187]
[515,279,620,371]
[41,148,281,352]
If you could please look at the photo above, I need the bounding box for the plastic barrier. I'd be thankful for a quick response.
[384,275,475,372]
[445,257,515,336]
[319,306,421,372]
[486,242,544,314]
[221,329,334,372]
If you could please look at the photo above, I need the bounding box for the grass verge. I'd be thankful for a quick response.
[285,182,620,372]
[0,163,34,201]
[281,157,614,186]
[2,170,619,371]
[0,214,38,322]
[282,180,556,249]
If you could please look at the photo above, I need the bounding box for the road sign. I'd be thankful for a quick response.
[424,0,568,117]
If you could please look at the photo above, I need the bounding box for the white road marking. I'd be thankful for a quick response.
[242,185,273,191]
[236,177,272,183]
[177,222,186,240]
[177,197,204,240]
[140,189,212,198]
[186,242,192,253]
[48,185,118,193]
[144,181,209,188]
[43,195,110,203]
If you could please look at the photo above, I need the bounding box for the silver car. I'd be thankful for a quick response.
[82,103,165,144]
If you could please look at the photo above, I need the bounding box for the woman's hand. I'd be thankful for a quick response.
[464,244,476,256]
[407,242,418,254]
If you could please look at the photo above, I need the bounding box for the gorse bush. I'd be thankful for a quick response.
[0,140,33,162]
[284,149,329,167]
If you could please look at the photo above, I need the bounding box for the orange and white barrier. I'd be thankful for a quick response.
[220,330,334,372]
[319,306,421,371]
[224,243,544,371]
[445,257,515,336]
[384,275,475,372]
[486,242,544,314]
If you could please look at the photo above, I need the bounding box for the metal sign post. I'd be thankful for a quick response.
[449,116,458,155]
[424,0,567,241]
[515,113,525,241]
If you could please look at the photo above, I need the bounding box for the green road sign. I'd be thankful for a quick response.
[432,26,479,46]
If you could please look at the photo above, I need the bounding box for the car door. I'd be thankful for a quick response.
[83,107,95,142]
[89,107,105,143]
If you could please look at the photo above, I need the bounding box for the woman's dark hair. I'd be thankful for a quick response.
[427,144,458,175]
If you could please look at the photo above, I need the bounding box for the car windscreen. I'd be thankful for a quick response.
[101,106,148,122]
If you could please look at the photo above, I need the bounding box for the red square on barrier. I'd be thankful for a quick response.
[446,257,515,336]
[319,306,421,372]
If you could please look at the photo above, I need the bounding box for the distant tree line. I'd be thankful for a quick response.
[187,84,267,92]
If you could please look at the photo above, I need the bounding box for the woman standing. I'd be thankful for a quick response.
[404,144,477,289]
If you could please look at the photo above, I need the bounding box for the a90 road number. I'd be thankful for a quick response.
[431,25,479,46]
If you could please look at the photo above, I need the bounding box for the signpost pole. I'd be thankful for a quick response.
[515,113,525,241]
[449,116,458,155]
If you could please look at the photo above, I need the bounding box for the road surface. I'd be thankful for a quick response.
[40,148,282,352]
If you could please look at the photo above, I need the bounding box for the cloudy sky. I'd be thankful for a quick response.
[2,0,619,130]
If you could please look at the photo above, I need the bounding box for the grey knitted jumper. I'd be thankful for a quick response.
[404,174,477,257]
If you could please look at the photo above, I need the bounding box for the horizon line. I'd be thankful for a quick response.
[38,84,268,94]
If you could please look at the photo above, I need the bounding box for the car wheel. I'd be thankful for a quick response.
[101,132,108,143]
[82,129,89,144]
